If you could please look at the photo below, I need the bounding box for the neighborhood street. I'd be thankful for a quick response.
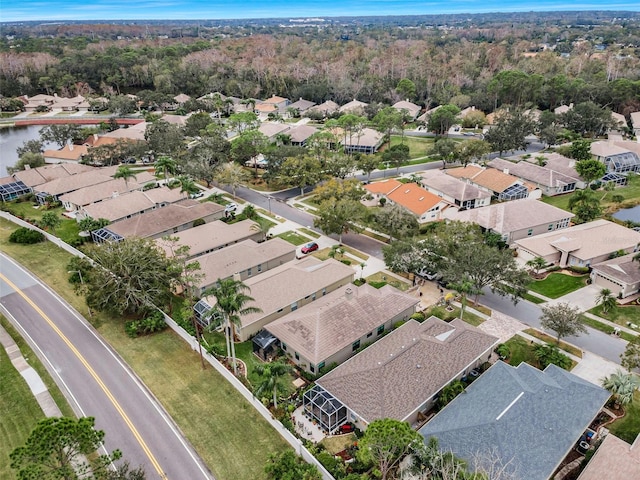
[0,253,214,480]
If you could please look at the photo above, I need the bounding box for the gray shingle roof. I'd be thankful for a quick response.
[591,253,640,285]
[420,361,610,480]
[317,318,498,424]
[265,283,418,364]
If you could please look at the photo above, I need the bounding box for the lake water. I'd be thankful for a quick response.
[612,205,640,223]
[0,125,49,177]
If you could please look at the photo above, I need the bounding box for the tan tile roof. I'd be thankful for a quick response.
[195,238,296,287]
[591,139,640,158]
[264,95,288,104]
[201,257,355,329]
[317,317,499,423]
[108,201,224,239]
[590,253,640,285]
[59,173,155,207]
[160,114,189,126]
[43,144,89,161]
[450,199,573,236]
[515,219,640,261]
[392,100,421,117]
[81,187,184,222]
[156,218,260,258]
[288,125,318,143]
[446,165,533,194]
[258,122,290,138]
[444,165,484,180]
[255,103,278,113]
[524,153,581,179]
[102,122,148,141]
[309,100,339,114]
[266,283,418,364]
[387,183,445,215]
[577,433,640,480]
[11,163,94,187]
[339,99,368,113]
[34,169,114,196]
[420,170,491,202]
[364,179,402,195]
[173,94,191,103]
[488,158,581,188]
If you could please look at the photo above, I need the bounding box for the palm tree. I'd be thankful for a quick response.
[596,288,617,314]
[600,181,616,201]
[215,162,248,199]
[601,369,640,407]
[525,256,547,276]
[202,278,261,376]
[154,155,177,183]
[176,174,199,198]
[250,220,271,241]
[113,165,137,189]
[254,361,293,408]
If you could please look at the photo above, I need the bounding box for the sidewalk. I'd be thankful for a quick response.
[0,324,62,417]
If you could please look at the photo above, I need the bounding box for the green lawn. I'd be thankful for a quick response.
[523,292,546,304]
[365,271,411,292]
[589,303,640,328]
[424,305,486,326]
[523,328,582,358]
[0,333,47,480]
[527,273,587,299]
[276,230,310,246]
[389,135,435,159]
[502,335,539,367]
[0,218,290,480]
[580,314,636,342]
[298,228,321,239]
[2,203,81,244]
[608,390,640,444]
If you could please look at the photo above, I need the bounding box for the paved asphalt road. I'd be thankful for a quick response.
[0,253,214,480]
[481,289,626,364]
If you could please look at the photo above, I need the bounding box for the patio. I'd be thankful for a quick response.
[292,405,326,443]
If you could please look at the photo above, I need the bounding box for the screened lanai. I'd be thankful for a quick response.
[498,183,528,201]
[0,180,30,201]
[91,227,123,243]
[303,384,347,433]
[606,153,640,173]
[601,172,628,186]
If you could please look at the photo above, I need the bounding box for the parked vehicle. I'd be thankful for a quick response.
[300,242,319,255]
[338,423,355,434]
[224,202,237,213]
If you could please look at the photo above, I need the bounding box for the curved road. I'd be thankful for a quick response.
[0,253,214,480]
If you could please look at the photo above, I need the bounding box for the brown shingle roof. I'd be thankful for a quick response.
[266,284,418,364]
[11,163,94,188]
[59,173,156,207]
[81,187,184,222]
[107,201,224,239]
[34,169,114,196]
[317,317,498,423]
[43,144,89,161]
[201,257,355,330]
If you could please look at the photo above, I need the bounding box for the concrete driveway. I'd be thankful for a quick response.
[548,285,602,312]
[571,351,622,386]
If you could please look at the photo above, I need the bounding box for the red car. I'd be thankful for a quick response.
[300,242,319,255]
[338,423,355,434]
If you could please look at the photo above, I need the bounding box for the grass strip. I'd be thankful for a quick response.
[523,328,583,358]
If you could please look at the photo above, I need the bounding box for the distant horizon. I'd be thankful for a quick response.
[2,1,640,23]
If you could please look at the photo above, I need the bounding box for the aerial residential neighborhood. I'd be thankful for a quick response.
[2,8,640,480]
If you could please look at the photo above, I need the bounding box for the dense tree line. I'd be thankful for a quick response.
[1,17,639,116]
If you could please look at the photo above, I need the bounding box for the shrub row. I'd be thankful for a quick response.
[9,227,45,244]
[125,310,168,338]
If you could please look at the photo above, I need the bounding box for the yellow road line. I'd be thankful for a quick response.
[0,272,166,478]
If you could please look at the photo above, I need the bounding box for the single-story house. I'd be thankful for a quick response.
[288,125,318,146]
[590,253,640,298]
[92,200,224,242]
[60,172,157,212]
[445,164,540,201]
[265,283,418,373]
[195,257,355,341]
[339,99,368,115]
[288,98,316,116]
[446,198,574,245]
[99,122,148,142]
[155,218,263,259]
[416,105,441,124]
[419,170,491,210]
[576,433,640,480]
[392,100,421,121]
[591,140,640,173]
[258,122,290,140]
[43,144,89,164]
[523,153,587,189]
[0,177,31,201]
[33,167,121,204]
[22,93,55,112]
[307,100,339,117]
[191,238,296,293]
[364,179,450,222]
[306,317,498,432]
[262,95,290,113]
[1,163,94,198]
[78,186,186,223]
[343,127,385,155]
[515,219,640,267]
[487,158,583,196]
[420,361,610,480]
[631,111,640,137]
[254,102,278,119]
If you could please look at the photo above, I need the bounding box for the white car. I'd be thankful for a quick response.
[224,202,237,213]
[189,191,204,199]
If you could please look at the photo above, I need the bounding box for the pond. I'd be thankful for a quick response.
[0,125,49,176]
[612,204,640,224]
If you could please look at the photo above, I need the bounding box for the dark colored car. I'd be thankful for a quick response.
[300,242,319,254]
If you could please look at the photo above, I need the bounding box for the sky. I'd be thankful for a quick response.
[2,0,639,22]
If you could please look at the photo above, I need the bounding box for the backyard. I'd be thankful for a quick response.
[0,218,290,480]
[608,391,640,444]
[389,135,437,160]
[527,272,588,299]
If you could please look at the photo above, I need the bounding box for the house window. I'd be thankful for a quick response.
[257,264,262,272]
[312,293,316,301]
[318,361,325,370]
[527,229,533,236]
[367,332,373,338]
[277,308,284,313]
[295,352,300,360]
[377,325,385,335]
[352,340,360,351]
[282,343,287,351]
[548,224,554,231]
[322,288,327,296]
[310,364,315,373]
[247,267,252,276]
[291,301,298,311]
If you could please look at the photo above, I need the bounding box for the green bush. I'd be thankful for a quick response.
[410,312,426,322]
[9,227,45,244]
[353,278,366,286]
[547,265,562,272]
[568,265,590,274]
[368,281,387,289]
[125,310,167,337]
[192,218,205,227]
[340,259,352,266]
